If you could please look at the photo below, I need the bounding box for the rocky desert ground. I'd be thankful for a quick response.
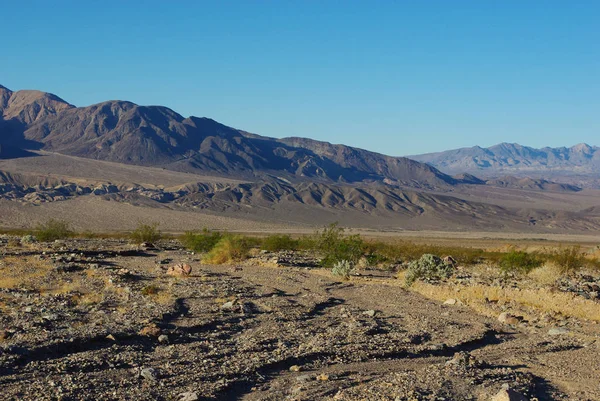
[1,234,599,401]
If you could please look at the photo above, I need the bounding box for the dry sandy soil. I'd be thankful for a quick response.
[1,238,599,400]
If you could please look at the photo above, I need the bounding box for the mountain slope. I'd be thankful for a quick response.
[0,84,459,188]
[409,142,600,186]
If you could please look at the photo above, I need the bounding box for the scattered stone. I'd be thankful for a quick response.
[498,312,522,325]
[178,392,199,401]
[491,387,529,401]
[140,367,158,382]
[139,324,161,337]
[105,334,117,341]
[221,300,237,311]
[363,309,376,317]
[167,263,192,277]
[547,327,569,336]
[289,365,301,372]
[158,334,169,344]
[316,373,329,381]
[444,298,457,305]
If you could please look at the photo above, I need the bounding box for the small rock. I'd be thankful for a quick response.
[444,298,457,305]
[491,387,529,401]
[363,310,376,317]
[105,334,117,341]
[289,365,301,372]
[498,312,521,325]
[221,300,237,311]
[178,392,199,401]
[158,334,169,344]
[166,263,192,277]
[547,327,569,336]
[139,324,161,337]
[316,373,329,381]
[140,367,158,382]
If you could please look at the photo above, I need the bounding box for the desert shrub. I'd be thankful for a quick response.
[203,235,250,264]
[552,246,585,273]
[20,234,37,244]
[261,234,299,252]
[313,223,365,268]
[365,240,486,267]
[130,222,161,244]
[141,284,160,296]
[181,229,223,253]
[499,251,542,274]
[35,219,73,241]
[405,254,454,286]
[332,260,355,280]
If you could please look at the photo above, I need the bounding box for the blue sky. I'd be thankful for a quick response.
[2,1,598,155]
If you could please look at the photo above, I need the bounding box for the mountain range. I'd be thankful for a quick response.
[409,143,600,187]
[0,84,460,190]
[1,84,599,233]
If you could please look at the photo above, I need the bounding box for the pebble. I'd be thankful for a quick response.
[140,367,158,382]
[158,334,169,344]
[363,310,376,317]
[547,327,569,336]
[178,392,199,401]
[316,373,329,381]
[289,365,301,372]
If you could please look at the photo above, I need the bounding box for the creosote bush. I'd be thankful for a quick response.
[499,251,542,274]
[181,229,223,253]
[332,259,355,280]
[314,223,365,268]
[405,254,454,286]
[35,219,73,242]
[130,223,161,244]
[203,235,251,264]
[261,234,299,252]
[552,246,585,273]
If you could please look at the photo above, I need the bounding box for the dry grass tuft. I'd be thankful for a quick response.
[528,262,562,286]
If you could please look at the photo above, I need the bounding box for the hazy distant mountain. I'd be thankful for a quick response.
[409,142,600,187]
[1,84,460,189]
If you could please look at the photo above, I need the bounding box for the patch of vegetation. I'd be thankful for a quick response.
[35,219,73,242]
[313,223,365,268]
[141,284,160,296]
[405,254,454,286]
[552,246,585,273]
[499,250,542,274]
[331,259,355,280]
[130,222,161,244]
[261,234,299,252]
[181,229,223,253]
[365,240,487,266]
[203,235,251,264]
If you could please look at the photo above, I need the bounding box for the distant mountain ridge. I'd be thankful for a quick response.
[409,142,600,187]
[0,84,461,189]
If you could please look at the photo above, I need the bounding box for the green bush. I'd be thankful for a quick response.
[181,229,223,253]
[261,234,299,252]
[35,219,73,241]
[405,254,454,286]
[552,246,585,273]
[313,223,365,268]
[130,222,161,244]
[499,251,542,274]
[332,260,355,280]
[203,235,250,264]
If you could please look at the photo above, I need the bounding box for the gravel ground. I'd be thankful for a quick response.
[0,238,599,400]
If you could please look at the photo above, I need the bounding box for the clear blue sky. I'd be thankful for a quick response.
[2,1,598,155]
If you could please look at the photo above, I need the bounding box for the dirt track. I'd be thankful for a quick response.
[1,240,599,400]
